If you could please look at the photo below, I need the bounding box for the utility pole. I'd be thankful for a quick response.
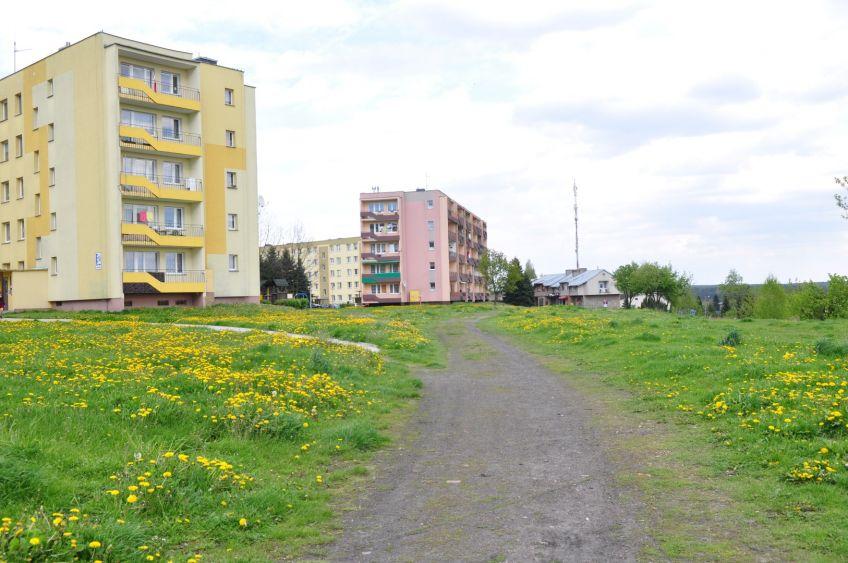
[13,42,32,73]
[573,178,579,269]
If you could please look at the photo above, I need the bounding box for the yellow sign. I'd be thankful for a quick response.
[409,290,421,303]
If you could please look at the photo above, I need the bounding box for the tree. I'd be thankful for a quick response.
[280,248,296,292]
[753,275,788,319]
[835,176,848,218]
[479,249,509,302]
[292,256,310,295]
[711,294,721,317]
[629,262,689,311]
[613,262,639,308]
[259,245,284,300]
[258,197,284,246]
[789,281,827,320]
[524,260,537,281]
[719,269,751,318]
[827,274,848,318]
[503,258,534,306]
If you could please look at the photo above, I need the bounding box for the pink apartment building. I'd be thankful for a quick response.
[360,189,488,305]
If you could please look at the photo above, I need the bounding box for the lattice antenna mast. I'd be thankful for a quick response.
[573,178,579,269]
[13,42,32,73]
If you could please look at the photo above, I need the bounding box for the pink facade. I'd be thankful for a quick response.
[360,189,488,305]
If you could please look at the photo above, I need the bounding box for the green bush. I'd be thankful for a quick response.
[635,332,661,342]
[790,281,827,320]
[720,329,742,347]
[753,275,788,319]
[274,298,309,309]
[814,338,848,357]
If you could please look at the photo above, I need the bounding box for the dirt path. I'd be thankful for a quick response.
[327,319,642,562]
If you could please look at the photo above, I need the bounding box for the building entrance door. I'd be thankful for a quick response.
[0,273,8,311]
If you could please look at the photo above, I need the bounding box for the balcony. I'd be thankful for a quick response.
[361,252,400,263]
[449,251,457,262]
[121,221,204,248]
[119,172,203,202]
[362,271,400,284]
[362,294,402,305]
[119,124,202,158]
[449,272,458,282]
[118,74,201,112]
[448,213,459,224]
[360,211,399,221]
[123,269,206,294]
[361,230,400,242]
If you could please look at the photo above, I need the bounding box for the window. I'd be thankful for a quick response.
[120,109,155,132]
[228,254,238,271]
[225,130,235,147]
[430,282,436,291]
[163,207,184,229]
[120,62,154,85]
[33,151,39,173]
[50,213,56,231]
[0,99,7,121]
[160,72,180,95]
[2,222,9,243]
[427,220,435,231]
[1,182,8,202]
[1,140,7,162]
[36,237,43,260]
[227,213,238,230]
[389,283,400,294]
[599,280,609,294]
[17,261,24,270]
[226,171,237,188]
[426,199,434,209]
[16,178,23,199]
[368,202,384,213]
[50,256,58,276]
[429,261,436,270]
[32,108,38,129]
[124,250,158,271]
[123,203,156,224]
[370,284,379,294]
[224,88,234,105]
[15,135,23,158]
[162,162,182,184]
[161,116,181,140]
[165,252,184,273]
[48,123,54,142]
[49,168,55,187]
[428,240,435,250]
[387,202,398,212]
[18,219,25,240]
[122,156,155,180]
[14,94,21,116]
[34,194,41,216]
[47,79,54,97]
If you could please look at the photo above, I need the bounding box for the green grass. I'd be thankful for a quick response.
[0,319,421,561]
[480,306,848,560]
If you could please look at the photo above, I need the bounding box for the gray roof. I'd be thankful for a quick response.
[533,269,609,288]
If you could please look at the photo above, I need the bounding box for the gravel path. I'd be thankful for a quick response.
[328,319,641,562]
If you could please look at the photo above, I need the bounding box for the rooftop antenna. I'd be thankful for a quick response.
[573,178,580,269]
[371,185,380,193]
[13,41,32,73]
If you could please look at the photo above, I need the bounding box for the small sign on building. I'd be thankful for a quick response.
[95,252,102,270]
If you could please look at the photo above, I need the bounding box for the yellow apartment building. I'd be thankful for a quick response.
[0,33,259,311]
[278,236,361,305]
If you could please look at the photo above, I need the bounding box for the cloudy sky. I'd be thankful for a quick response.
[6,0,848,283]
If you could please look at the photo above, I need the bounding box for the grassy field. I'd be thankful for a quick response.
[0,318,422,561]
[7,302,848,560]
[481,306,848,560]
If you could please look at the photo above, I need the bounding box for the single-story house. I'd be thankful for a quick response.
[532,268,620,308]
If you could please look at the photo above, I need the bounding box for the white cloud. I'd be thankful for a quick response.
[5,0,847,283]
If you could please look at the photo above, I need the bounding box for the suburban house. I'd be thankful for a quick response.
[532,268,620,308]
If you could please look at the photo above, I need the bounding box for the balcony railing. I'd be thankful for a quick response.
[120,124,201,147]
[122,221,204,237]
[449,251,457,262]
[362,294,402,305]
[120,172,203,199]
[360,211,399,221]
[361,252,400,262]
[361,230,400,241]
[362,271,400,284]
[123,269,206,283]
[118,73,201,102]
